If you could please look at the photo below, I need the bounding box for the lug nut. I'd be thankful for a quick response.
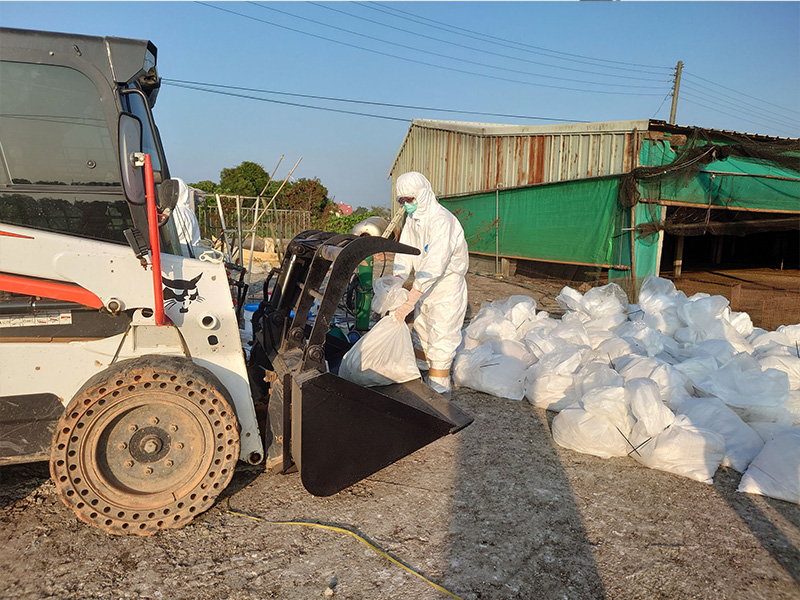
[124,460,134,468]
[169,424,178,432]
[118,442,128,450]
[165,460,174,468]
[144,467,153,475]
[176,442,184,450]
[129,424,138,432]
[150,417,159,425]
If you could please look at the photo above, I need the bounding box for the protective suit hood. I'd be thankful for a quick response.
[175,178,191,210]
[396,171,437,219]
[170,177,201,255]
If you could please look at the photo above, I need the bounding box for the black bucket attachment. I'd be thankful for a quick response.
[249,230,473,495]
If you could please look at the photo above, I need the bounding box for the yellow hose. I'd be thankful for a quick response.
[226,502,463,600]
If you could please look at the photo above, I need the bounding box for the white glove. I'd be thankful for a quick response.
[394,288,423,323]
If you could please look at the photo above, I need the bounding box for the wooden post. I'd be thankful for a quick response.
[673,234,684,278]
[730,284,742,312]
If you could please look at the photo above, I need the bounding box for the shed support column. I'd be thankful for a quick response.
[673,234,685,278]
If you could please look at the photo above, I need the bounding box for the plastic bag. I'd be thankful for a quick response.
[738,429,800,504]
[453,343,528,400]
[371,276,409,316]
[677,397,764,473]
[339,316,420,387]
[630,414,726,484]
[551,386,634,459]
[694,352,790,410]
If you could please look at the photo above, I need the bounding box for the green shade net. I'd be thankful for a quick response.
[440,177,619,267]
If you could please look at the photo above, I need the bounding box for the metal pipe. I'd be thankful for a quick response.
[495,185,500,274]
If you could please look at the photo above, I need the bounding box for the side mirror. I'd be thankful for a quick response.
[158,178,181,213]
[118,114,145,205]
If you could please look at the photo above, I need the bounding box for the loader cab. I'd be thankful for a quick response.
[0,27,180,255]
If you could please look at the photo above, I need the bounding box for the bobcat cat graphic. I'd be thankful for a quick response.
[162,273,203,313]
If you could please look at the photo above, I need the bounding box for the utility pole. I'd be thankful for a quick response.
[669,61,684,124]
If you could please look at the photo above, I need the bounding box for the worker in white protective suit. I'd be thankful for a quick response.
[171,178,201,257]
[393,172,469,397]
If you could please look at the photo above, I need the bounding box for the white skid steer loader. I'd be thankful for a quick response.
[0,27,471,535]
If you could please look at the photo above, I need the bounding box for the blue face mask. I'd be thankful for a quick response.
[403,200,418,214]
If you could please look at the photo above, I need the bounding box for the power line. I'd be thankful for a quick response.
[163,81,410,122]
[309,1,669,83]
[680,96,797,135]
[680,87,800,131]
[248,2,668,90]
[163,78,587,123]
[681,80,800,127]
[195,2,667,97]
[365,1,673,73]
[683,71,800,117]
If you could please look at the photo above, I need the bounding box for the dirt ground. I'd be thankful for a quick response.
[1,273,799,600]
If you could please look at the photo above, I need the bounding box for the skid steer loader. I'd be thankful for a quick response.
[0,27,472,535]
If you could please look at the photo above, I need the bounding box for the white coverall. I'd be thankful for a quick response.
[393,172,469,394]
[172,178,201,257]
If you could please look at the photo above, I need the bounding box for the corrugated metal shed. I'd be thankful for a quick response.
[389,119,648,201]
[388,118,796,202]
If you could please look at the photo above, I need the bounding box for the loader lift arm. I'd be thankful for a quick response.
[249,231,473,496]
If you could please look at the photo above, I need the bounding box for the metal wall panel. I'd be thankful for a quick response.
[389,120,642,203]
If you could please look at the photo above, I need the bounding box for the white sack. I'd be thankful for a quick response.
[758,354,800,390]
[677,397,764,473]
[524,346,591,411]
[339,316,420,387]
[594,336,646,362]
[453,343,528,400]
[462,305,519,349]
[371,276,409,315]
[627,378,675,439]
[630,414,726,484]
[615,356,691,409]
[738,429,800,504]
[694,352,790,410]
[551,386,633,459]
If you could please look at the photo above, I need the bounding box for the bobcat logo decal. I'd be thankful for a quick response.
[162,273,203,313]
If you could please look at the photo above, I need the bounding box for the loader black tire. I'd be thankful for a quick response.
[50,355,240,536]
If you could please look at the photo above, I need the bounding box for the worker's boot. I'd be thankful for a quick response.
[427,373,452,400]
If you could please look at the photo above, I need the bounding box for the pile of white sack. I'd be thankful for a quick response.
[453,275,800,504]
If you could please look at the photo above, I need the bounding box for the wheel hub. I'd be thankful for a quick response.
[50,357,241,536]
[129,427,170,463]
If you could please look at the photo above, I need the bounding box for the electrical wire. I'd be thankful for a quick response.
[365,1,673,73]
[683,71,800,117]
[195,2,668,97]
[163,80,410,122]
[247,2,667,90]
[250,1,669,90]
[163,78,586,123]
[309,1,669,83]
[680,81,800,129]
[680,96,796,134]
[651,91,673,120]
[227,502,464,599]
[680,89,800,132]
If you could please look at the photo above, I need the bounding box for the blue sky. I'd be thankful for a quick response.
[2,2,798,208]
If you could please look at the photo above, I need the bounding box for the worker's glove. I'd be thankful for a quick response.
[394,288,423,323]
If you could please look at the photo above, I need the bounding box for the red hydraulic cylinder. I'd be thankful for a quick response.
[144,154,168,326]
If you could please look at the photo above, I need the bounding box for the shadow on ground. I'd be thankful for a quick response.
[447,392,606,599]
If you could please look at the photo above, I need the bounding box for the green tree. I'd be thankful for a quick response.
[370,205,391,219]
[279,177,330,218]
[190,180,219,194]
[218,161,271,197]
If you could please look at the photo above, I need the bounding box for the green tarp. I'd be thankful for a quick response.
[438,137,799,284]
[440,177,620,267]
